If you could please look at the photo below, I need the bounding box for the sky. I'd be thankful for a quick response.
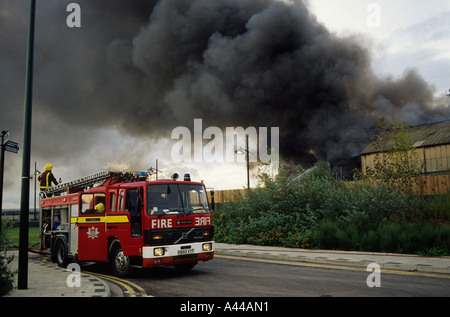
[308,0,450,94]
[0,0,449,209]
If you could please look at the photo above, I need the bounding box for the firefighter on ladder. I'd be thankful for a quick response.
[38,163,59,191]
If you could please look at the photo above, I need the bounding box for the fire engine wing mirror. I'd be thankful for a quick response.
[208,188,215,211]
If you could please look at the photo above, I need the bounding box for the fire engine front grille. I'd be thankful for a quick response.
[145,226,214,246]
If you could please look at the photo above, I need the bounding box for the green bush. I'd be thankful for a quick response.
[314,221,450,255]
[0,223,15,296]
[212,161,450,255]
[417,192,450,224]
[376,222,446,254]
[316,222,360,251]
[440,225,450,251]
[360,230,381,252]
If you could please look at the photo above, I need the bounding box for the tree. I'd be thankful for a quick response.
[356,118,423,191]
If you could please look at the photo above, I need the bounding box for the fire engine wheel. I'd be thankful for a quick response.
[54,239,69,268]
[110,244,131,277]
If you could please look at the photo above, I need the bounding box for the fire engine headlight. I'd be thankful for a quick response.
[202,243,212,252]
[154,247,165,257]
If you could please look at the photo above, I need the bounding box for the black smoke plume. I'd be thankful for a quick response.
[1,0,448,177]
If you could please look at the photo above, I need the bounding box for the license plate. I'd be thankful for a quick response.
[177,248,194,255]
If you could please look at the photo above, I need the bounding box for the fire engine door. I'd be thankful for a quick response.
[77,192,108,261]
[125,188,142,238]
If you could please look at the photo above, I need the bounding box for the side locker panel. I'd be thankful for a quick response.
[40,208,52,249]
[70,204,79,255]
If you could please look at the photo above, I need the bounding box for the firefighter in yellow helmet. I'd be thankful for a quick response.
[38,163,59,191]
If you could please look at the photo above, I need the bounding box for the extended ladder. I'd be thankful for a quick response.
[42,170,139,197]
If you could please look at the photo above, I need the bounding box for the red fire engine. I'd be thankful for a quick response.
[39,171,215,277]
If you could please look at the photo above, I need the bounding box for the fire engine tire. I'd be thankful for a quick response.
[53,239,69,268]
[110,244,131,277]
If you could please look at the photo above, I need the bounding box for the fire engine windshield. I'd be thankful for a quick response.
[147,184,210,215]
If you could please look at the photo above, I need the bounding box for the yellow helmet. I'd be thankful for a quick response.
[95,203,105,212]
[45,163,52,171]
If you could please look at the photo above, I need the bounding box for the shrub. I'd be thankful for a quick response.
[378,222,403,253]
[360,230,381,252]
[315,222,340,250]
[211,160,450,255]
[440,225,450,251]
[315,222,361,251]
[314,221,450,255]
[0,223,15,296]
[420,192,450,224]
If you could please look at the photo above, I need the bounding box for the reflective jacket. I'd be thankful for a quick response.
[38,170,58,190]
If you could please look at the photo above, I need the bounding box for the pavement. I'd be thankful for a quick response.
[3,244,450,297]
[3,251,110,297]
[215,243,450,275]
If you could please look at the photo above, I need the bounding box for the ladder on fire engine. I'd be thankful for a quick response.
[41,170,139,197]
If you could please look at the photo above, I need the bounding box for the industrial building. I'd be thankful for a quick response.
[361,120,450,176]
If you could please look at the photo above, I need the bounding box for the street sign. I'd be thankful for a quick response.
[2,131,9,145]
[4,140,19,154]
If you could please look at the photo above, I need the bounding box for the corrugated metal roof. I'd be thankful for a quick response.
[361,120,450,155]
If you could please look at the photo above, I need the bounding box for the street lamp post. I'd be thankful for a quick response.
[235,135,250,190]
[18,0,36,290]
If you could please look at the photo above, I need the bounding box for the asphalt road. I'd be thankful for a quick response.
[97,255,450,297]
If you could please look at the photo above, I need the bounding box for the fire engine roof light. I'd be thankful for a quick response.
[184,173,191,181]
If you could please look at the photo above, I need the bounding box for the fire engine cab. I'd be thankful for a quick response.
[39,170,215,277]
